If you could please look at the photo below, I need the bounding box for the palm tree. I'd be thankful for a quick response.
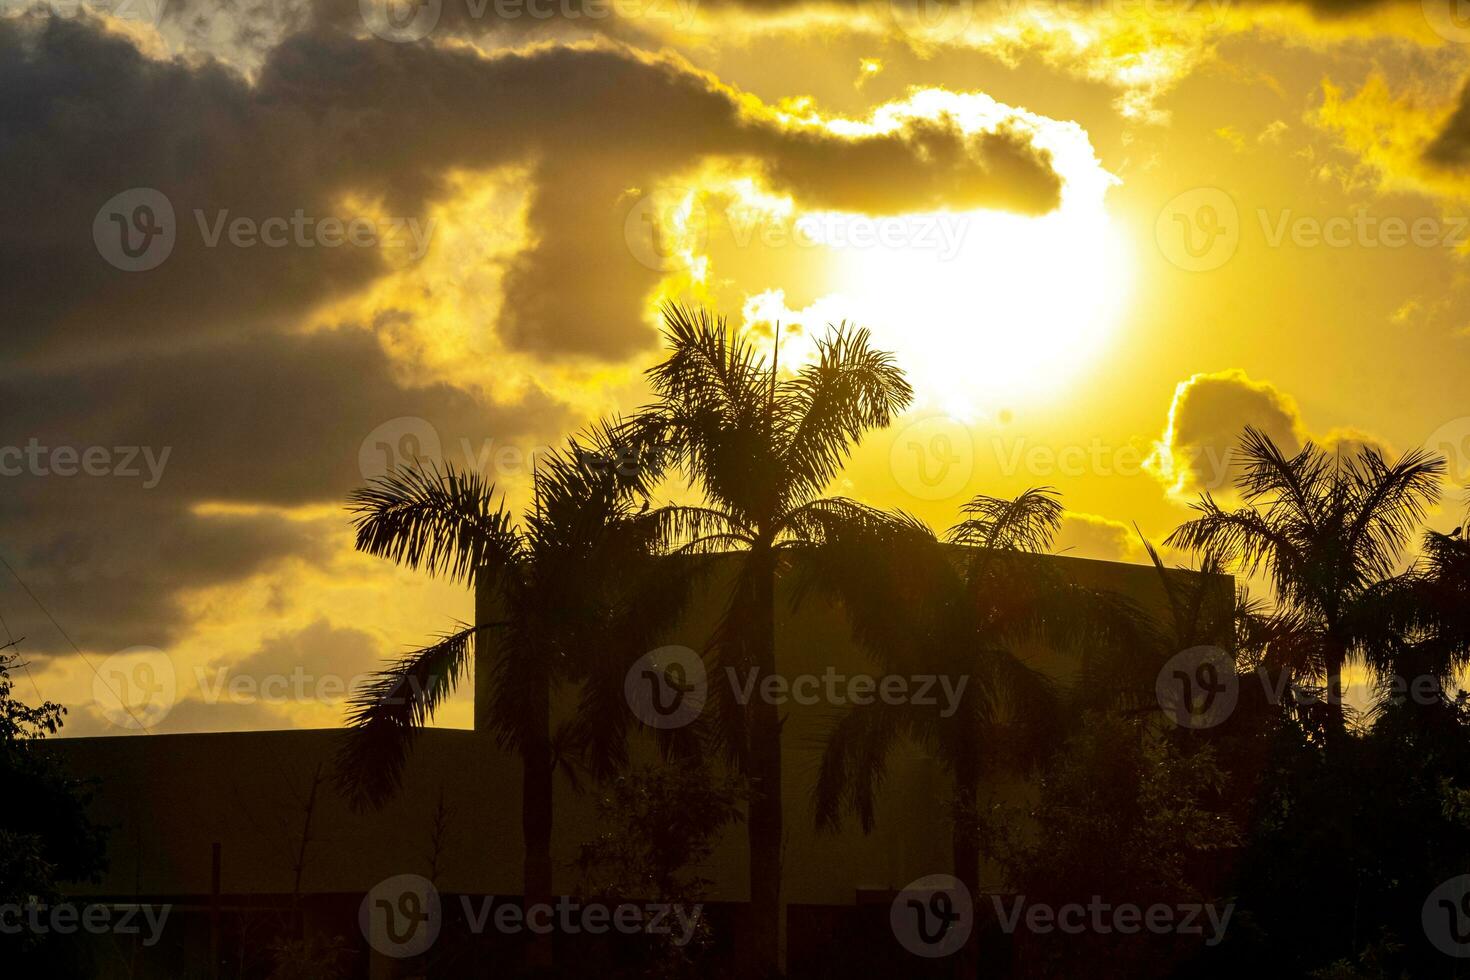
[1165,426,1445,744]
[1073,532,1326,741]
[795,491,1114,927]
[627,304,912,975]
[335,426,684,968]
[1362,505,1470,716]
[1066,534,1235,717]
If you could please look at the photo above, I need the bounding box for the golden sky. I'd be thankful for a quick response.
[3,0,1468,733]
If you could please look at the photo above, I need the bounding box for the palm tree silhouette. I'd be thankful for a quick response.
[628,304,912,975]
[1166,426,1445,744]
[1362,503,1470,717]
[335,426,683,969]
[796,490,1111,957]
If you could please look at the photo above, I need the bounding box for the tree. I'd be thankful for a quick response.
[627,304,912,975]
[795,489,1120,973]
[1166,427,1445,743]
[985,712,1241,980]
[335,427,685,969]
[1362,507,1470,716]
[0,641,108,966]
[574,762,746,979]
[1070,535,1300,733]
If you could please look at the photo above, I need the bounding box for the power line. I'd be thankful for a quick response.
[0,597,46,705]
[0,549,152,733]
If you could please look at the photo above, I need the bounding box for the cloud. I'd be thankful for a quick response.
[1316,426,1393,459]
[1145,369,1306,498]
[1145,370,1403,502]
[1424,78,1470,171]
[0,13,1067,671]
[1310,73,1470,201]
[1054,511,1145,563]
[1,15,1061,365]
[0,326,566,654]
[142,0,1464,131]
[170,617,386,727]
[229,617,382,680]
[65,696,299,737]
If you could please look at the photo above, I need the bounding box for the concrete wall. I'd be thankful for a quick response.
[49,552,1230,913]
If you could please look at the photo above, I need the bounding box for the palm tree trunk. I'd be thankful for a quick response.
[745,547,783,977]
[477,572,554,968]
[952,739,980,980]
[1324,637,1347,749]
[523,678,554,970]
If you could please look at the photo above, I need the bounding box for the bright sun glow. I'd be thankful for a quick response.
[831,201,1133,417]
[712,89,1135,419]
[742,197,1134,419]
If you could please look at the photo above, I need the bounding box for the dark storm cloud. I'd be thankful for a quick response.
[306,0,671,43]
[0,327,559,506]
[1,15,400,366]
[0,327,566,654]
[1,14,1060,362]
[299,0,1415,42]
[0,496,318,657]
[0,12,1061,658]
[1426,83,1470,169]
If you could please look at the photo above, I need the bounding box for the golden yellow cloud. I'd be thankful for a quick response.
[1145,369,1305,499]
[1311,73,1465,199]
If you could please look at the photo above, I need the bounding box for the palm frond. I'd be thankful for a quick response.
[1234,425,1329,529]
[1166,494,1307,598]
[776,323,913,504]
[778,495,905,548]
[1343,445,1445,583]
[947,487,1064,554]
[1138,530,1193,649]
[645,303,768,420]
[349,461,521,586]
[335,624,480,809]
[786,501,957,676]
[811,699,905,834]
[1134,531,1235,651]
[643,504,754,555]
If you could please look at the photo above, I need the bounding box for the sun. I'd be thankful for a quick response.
[651,94,1132,418]
[822,199,1134,418]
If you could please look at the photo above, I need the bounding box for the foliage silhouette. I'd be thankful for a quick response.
[625,302,913,975]
[336,424,689,970]
[1166,426,1445,745]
